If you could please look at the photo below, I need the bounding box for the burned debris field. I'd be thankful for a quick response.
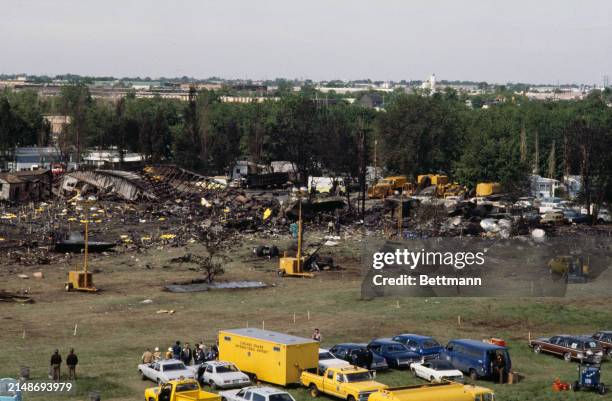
[0,162,611,401]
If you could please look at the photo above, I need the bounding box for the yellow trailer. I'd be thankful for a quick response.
[368,383,495,401]
[218,328,319,386]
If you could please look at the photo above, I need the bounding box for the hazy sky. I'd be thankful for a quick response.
[1,0,610,84]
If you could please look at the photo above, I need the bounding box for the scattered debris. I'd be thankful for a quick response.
[165,281,267,293]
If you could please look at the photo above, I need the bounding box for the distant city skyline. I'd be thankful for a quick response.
[1,0,610,85]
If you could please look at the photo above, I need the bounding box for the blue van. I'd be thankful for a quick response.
[440,339,511,381]
[391,334,444,360]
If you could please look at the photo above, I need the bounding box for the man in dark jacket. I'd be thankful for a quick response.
[66,349,78,380]
[182,343,193,365]
[172,341,182,360]
[50,349,62,381]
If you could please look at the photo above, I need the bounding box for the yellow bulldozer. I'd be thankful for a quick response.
[368,176,415,199]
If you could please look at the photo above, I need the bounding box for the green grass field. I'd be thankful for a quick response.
[0,236,610,401]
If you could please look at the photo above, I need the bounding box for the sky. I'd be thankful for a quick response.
[0,0,611,84]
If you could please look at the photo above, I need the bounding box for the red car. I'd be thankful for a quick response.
[529,335,604,363]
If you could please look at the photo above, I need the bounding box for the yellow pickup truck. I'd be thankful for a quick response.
[144,379,221,401]
[301,366,387,401]
[367,382,495,401]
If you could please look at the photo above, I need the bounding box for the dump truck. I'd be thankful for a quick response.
[476,182,502,197]
[301,365,387,401]
[367,382,495,401]
[218,328,319,386]
[144,379,221,401]
[368,176,411,199]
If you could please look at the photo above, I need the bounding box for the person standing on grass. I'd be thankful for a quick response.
[50,349,62,381]
[153,347,162,361]
[312,328,322,342]
[66,349,78,380]
[142,348,154,364]
[172,341,182,360]
[182,343,193,365]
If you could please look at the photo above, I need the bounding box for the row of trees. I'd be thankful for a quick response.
[1,85,611,208]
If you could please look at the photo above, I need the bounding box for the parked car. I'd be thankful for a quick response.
[328,343,388,371]
[0,378,22,401]
[139,359,196,383]
[441,339,511,381]
[529,335,604,363]
[194,361,250,389]
[219,386,295,401]
[318,348,350,372]
[562,210,590,224]
[367,338,421,369]
[592,331,612,357]
[391,334,443,360]
[597,209,612,224]
[540,211,565,225]
[409,359,464,383]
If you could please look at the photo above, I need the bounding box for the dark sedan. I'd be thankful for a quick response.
[367,338,421,369]
[329,343,389,371]
[392,334,443,360]
[529,335,604,363]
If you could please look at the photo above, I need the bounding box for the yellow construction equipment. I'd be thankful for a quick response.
[368,176,410,199]
[65,216,98,292]
[278,200,314,278]
[476,182,502,197]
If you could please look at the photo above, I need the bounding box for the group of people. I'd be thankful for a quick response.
[141,340,219,366]
[49,349,79,381]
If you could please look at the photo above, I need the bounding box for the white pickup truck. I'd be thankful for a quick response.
[139,359,196,384]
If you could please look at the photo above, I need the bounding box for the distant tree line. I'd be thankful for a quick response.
[1,85,611,211]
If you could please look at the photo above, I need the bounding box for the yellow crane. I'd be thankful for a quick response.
[65,213,98,292]
[278,199,314,278]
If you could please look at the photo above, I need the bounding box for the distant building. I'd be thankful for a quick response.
[358,93,384,109]
[83,149,144,168]
[530,175,561,198]
[8,147,70,171]
[43,115,71,145]
[0,169,52,203]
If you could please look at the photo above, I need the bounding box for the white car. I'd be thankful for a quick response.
[193,361,251,389]
[219,386,296,401]
[409,359,464,383]
[318,348,350,372]
[138,359,195,384]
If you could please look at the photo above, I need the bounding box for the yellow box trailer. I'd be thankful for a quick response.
[218,328,319,386]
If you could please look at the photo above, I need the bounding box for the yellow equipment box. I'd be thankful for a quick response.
[476,182,502,197]
[219,328,319,386]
